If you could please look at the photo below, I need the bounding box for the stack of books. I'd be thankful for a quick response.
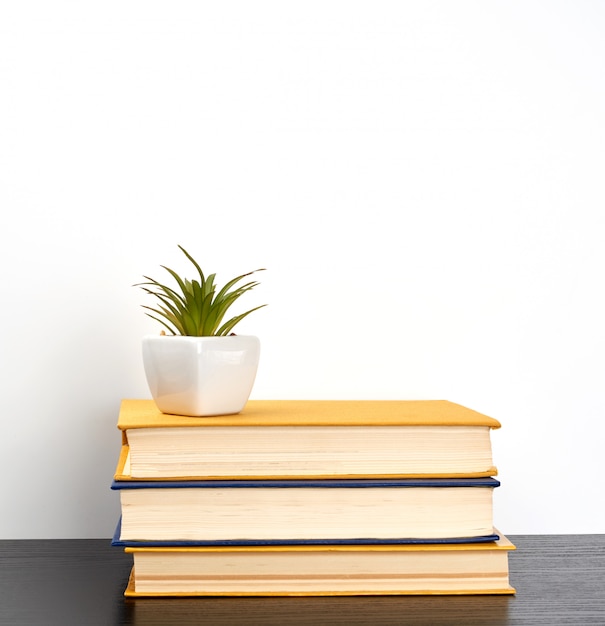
[111,399,515,596]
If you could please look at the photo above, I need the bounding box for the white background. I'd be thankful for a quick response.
[1,1,604,538]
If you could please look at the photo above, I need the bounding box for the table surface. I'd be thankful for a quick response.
[1,535,604,625]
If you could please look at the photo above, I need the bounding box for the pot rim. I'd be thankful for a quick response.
[143,334,258,340]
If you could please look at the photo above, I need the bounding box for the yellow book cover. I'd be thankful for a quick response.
[118,398,502,430]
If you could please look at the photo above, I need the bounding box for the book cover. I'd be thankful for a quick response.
[111,476,501,490]
[118,398,502,429]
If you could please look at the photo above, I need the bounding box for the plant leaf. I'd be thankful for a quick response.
[216,305,268,336]
[135,247,267,336]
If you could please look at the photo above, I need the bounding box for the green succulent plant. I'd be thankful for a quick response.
[135,245,266,337]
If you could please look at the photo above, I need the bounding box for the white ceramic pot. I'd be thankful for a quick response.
[142,335,261,417]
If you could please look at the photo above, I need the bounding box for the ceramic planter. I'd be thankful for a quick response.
[142,335,261,417]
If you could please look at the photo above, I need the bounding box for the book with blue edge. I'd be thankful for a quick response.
[111,517,500,547]
[111,474,500,544]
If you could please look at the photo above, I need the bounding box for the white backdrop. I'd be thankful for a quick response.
[1,1,604,538]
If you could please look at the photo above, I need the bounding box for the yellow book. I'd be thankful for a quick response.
[122,535,516,596]
[116,399,500,480]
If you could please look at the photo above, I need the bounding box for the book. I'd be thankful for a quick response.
[111,518,500,547]
[116,399,500,480]
[111,476,499,544]
[121,534,516,596]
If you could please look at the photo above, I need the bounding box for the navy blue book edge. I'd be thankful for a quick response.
[111,477,501,490]
[110,518,500,548]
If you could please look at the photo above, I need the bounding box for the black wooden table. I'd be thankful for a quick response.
[1,535,604,625]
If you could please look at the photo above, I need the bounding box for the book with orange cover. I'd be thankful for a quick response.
[116,399,500,480]
[121,535,516,596]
